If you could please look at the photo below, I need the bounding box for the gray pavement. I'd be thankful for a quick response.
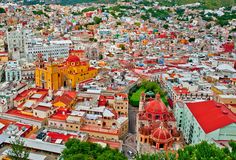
[123,104,139,159]
[128,104,138,134]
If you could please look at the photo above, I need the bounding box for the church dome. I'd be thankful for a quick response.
[145,99,168,115]
[66,55,80,63]
[151,126,172,143]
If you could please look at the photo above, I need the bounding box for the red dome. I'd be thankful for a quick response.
[145,99,168,114]
[152,126,172,142]
[66,55,80,63]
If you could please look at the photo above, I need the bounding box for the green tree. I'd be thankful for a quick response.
[137,141,236,160]
[62,139,127,160]
[97,150,126,160]
[0,7,6,13]
[163,24,169,29]
[116,21,122,25]
[93,16,102,24]
[99,54,103,60]
[119,44,126,50]
[178,141,236,160]
[136,151,177,160]
[189,37,195,43]
[145,82,156,91]
[7,138,29,160]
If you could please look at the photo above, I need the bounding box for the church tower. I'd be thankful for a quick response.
[139,92,146,112]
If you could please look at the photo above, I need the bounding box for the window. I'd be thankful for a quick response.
[159,144,164,148]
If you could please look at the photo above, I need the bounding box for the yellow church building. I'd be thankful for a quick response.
[35,54,98,90]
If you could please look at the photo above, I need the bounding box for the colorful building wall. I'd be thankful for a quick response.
[35,55,98,90]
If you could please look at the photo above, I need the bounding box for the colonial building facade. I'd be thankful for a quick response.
[35,54,98,90]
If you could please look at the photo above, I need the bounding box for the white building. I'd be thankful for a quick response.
[6,24,31,60]
[0,82,28,113]
[26,41,70,62]
[5,61,21,82]
[7,25,71,62]
[174,100,236,144]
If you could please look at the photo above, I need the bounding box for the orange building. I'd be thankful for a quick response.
[0,52,8,62]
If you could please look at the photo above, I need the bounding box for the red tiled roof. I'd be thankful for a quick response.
[15,122,32,131]
[64,91,77,99]
[98,95,115,106]
[144,59,157,64]
[49,110,69,121]
[14,88,48,102]
[47,131,77,143]
[222,42,234,53]
[186,100,236,134]
[173,86,190,94]
[14,90,32,101]
[0,118,15,134]
[115,93,127,99]
[6,109,43,121]
[53,92,74,106]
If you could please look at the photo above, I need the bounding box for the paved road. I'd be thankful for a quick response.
[122,134,138,160]
[122,104,139,159]
[128,105,138,134]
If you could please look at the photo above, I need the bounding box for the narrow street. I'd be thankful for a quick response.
[128,104,138,134]
[122,104,139,159]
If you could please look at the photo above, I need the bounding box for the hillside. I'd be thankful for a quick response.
[154,0,236,9]
[23,0,116,5]
[23,0,236,9]
[176,0,236,9]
